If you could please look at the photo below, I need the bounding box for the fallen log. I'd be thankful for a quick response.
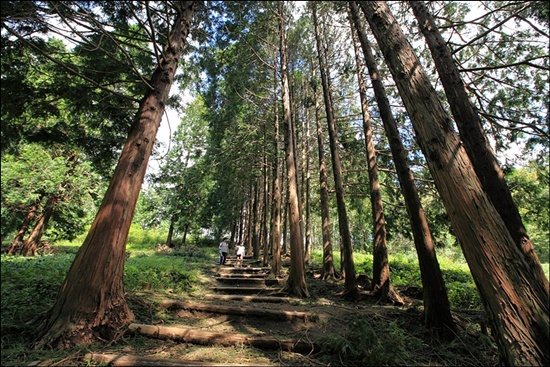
[128,323,319,355]
[159,300,318,321]
[83,353,253,366]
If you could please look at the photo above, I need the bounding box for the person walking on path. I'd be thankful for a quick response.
[218,237,229,265]
[235,242,246,268]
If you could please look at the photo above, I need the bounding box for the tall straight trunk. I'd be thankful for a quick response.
[252,177,260,260]
[312,68,337,280]
[262,140,270,266]
[166,216,175,248]
[6,201,39,255]
[312,3,358,298]
[33,2,197,348]
[350,0,454,338]
[279,0,308,298]
[303,83,312,266]
[182,223,188,246]
[359,2,549,365]
[410,0,549,292]
[238,204,245,245]
[246,187,254,255]
[348,4,402,305]
[271,79,283,277]
[282,177,288,256]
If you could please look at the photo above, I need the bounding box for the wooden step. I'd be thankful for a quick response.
[216,273,266,279]
[215,277,282,286]
[83,353,253,366]
[214,267,270,274]
[210,286,282,295]
[128,323,319,355]
[160,300,317,321]
[203,294,291,303]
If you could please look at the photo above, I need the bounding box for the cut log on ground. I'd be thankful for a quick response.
[159,300,320,321]
[83,353,256,366]
[128,323,319,355]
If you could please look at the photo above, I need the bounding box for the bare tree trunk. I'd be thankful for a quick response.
[182,223,188,246]
[262,142,270,267]
[17,195,57,256]
[6,201,39,255]
[350,0,454,338]
[359,2,549,365]
[166,216,175,248]
[348,4,402,305]
[246,187,254,255]
[271,77,283,277]
[33,2,197,349]
[410,0,549,292]
[303,83,312,266]
[252,177,260,260]
[279,0,308,298]
[312,69,338,280]
[312,2,358,298]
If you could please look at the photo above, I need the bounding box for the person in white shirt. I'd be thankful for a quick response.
[235,242,246,267]
[218,237,229,265]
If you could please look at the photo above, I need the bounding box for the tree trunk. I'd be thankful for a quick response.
[312,62,337,280]
[348,6,403,305]
[246,188,254,255]
[303,83,312,267]
[359,2,549,365]
[16,195,57,256]
[270,77,283,277]
[409,0,549,292]
[312,3,358,298]
[182,223,189,246]
[279,1,308,298]
[350,1,453,337]
[262,143,270,267]
[6,201,39,255]
[252,177,260,260]
[32,2,197,349]
[166,216,175,248]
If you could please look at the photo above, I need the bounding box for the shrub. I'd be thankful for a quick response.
[319,316,423,366]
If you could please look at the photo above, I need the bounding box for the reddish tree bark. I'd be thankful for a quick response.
[33,2,197,349]
[359,1,549,365]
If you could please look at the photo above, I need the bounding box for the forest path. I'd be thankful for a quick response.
[83,255,334,366]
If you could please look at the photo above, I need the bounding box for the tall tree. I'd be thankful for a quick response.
[348,3,402,305]
[279,0,308,298]
[312,71,338,280]
[409,0,549,291]
[270,76,283,277]
[358,1,549,365]
[32,2,198,348]
[350,0,454,339]
[312,2,358,298]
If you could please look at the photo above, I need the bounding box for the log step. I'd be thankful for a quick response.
[215,273,266,279]
[83,353,253,366]
[160,300,317,321]
[213,267,269,274]
[203,294,291,303]
[215,277,281,286]
[128,323,319,355]
[210,286,281,294]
